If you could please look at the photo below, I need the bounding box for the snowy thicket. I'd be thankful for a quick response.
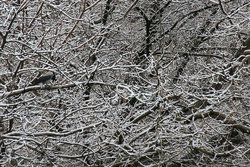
[0,0,249,166]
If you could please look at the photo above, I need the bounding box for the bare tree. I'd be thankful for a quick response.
[0,0,249,166]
